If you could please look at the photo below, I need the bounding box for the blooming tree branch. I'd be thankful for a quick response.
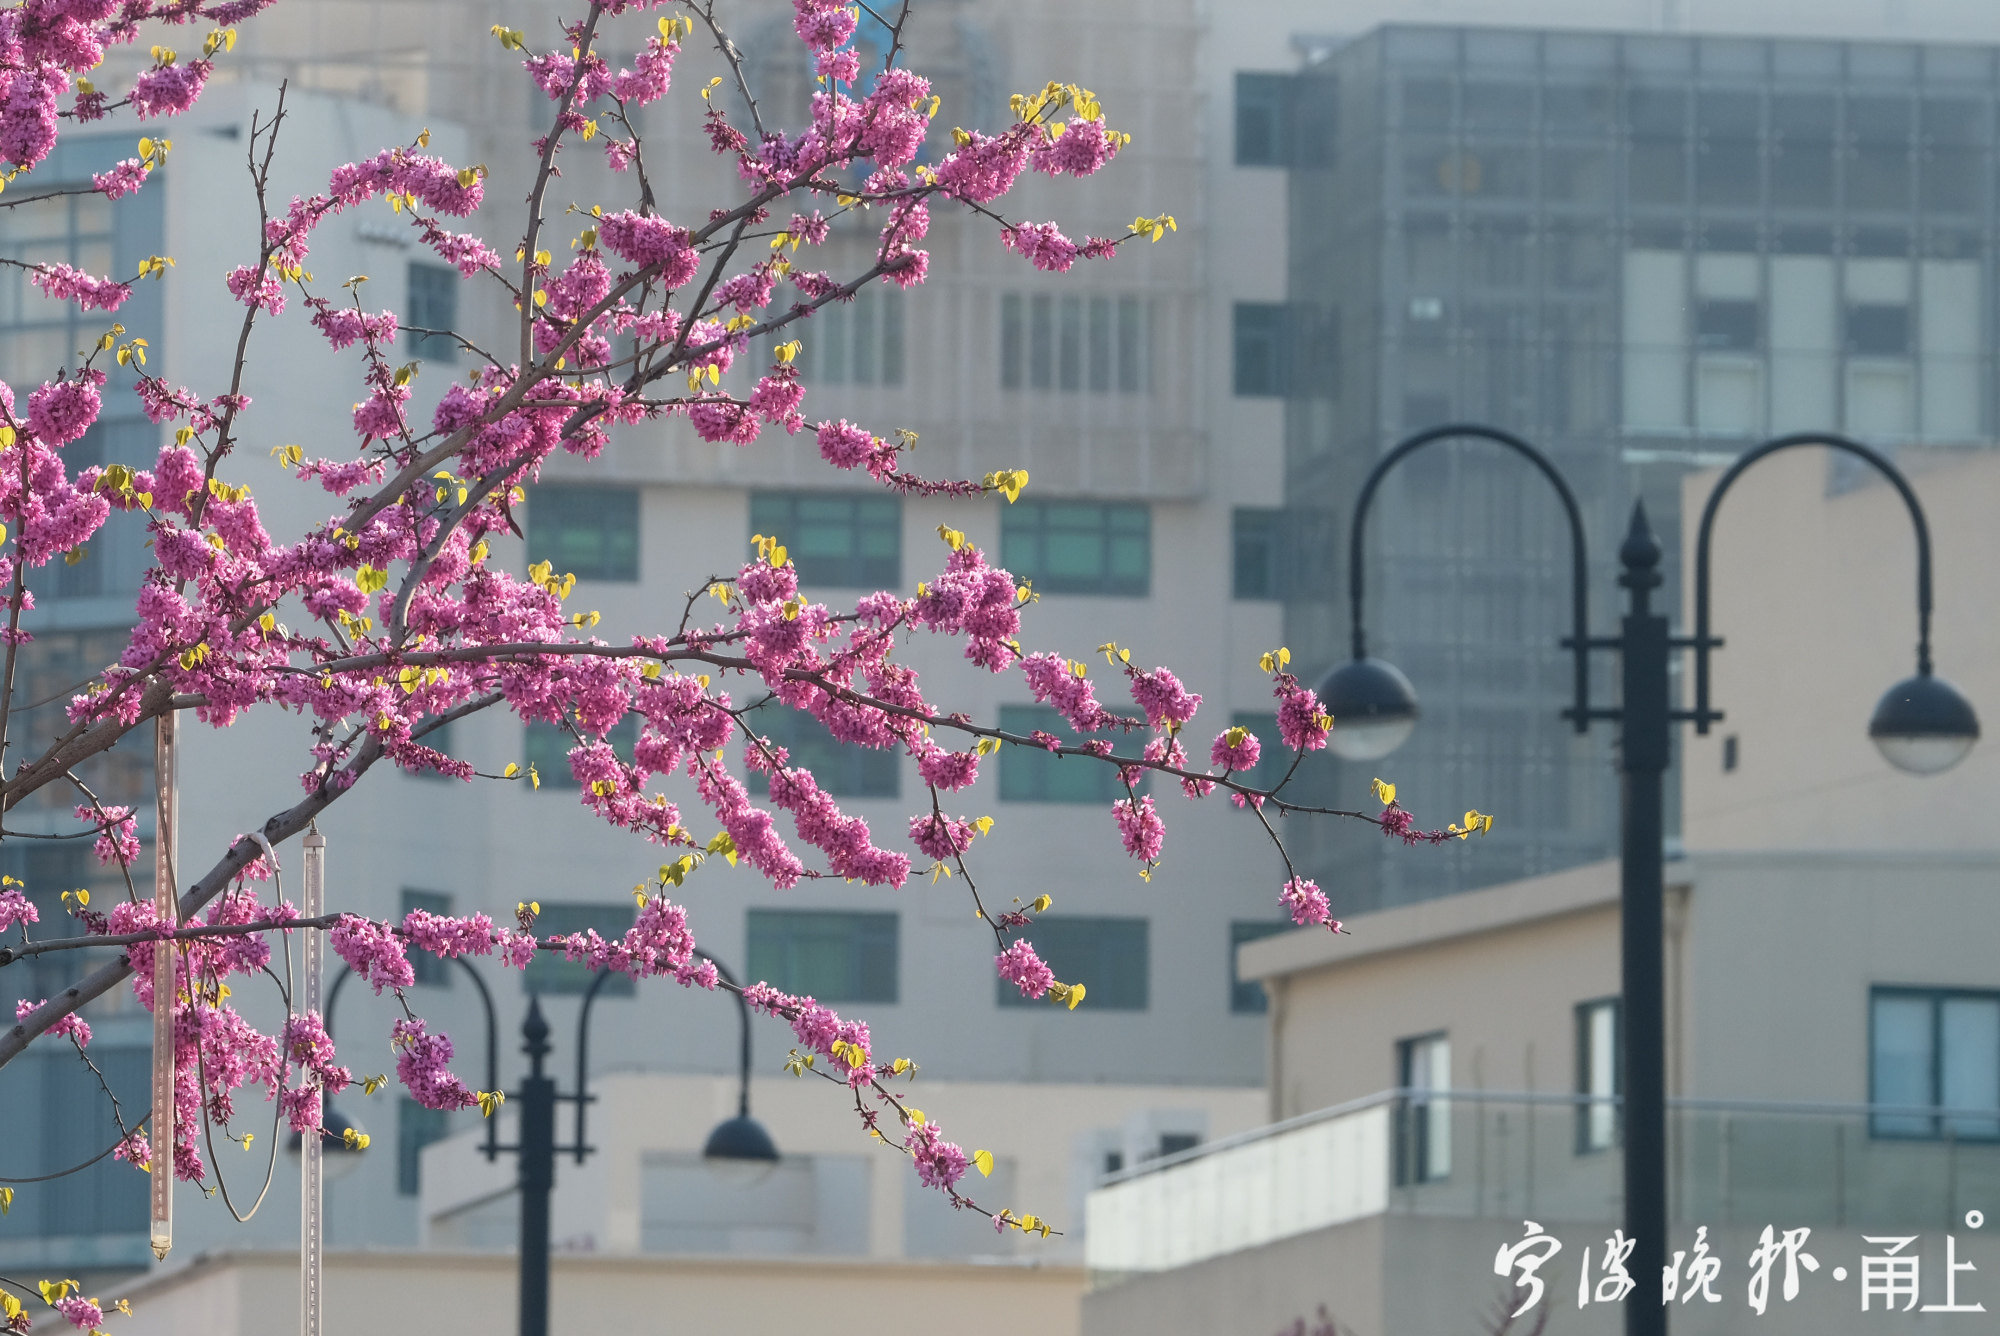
[0,0,1490,1293]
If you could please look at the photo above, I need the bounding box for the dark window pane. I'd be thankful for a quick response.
[1087,297,1112,393]
[1058,296,1082,391]
[748,492,902,588]
[1399,76,1453,130]
[1697,138,1760,206]
[852,288,878,385]
[528,485,640,582]
[746,909,898,1003]
[1233,302,1289,397]
[1846,304,1910,356]
[995,915,1147,1010]
[1000,294,1023,389]
[1463,82,1532,130]
[406,261,459,363]
[1542,83,1612,135]
[1697,300,1758,352]
[1000,500,1150,597]
[1116,298,1145,392]
[523,903,636,996]
[1029,295,1053,389]
[1847,144,1912,211]
[1234,73,1293,166]
[1231,508,1283,600]
[997,704,1126,803]
[882,293,904,386]
[402,889,454,987]
[1629,138,1688,205]
[1920,146,1983,214]
[1230,920,1290,1013]
[744,702,899,798]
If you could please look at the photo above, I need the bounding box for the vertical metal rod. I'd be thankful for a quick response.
[1616,503,1670,1336]
[301,828,326,1336]
[519,998,555,1336]
[149,712,177,1261]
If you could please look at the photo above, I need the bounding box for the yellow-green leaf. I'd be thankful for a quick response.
[973,1149,995,1177]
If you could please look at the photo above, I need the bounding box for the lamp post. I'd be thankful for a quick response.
[1317,425,1978,1336]
[514,950,777,1336]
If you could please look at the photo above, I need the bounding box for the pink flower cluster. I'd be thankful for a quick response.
[0,887,38,931]
[1281,877,1333,928]
[394,1018,478,1111]
[908,1115,971,1191]
[995,940,1054,999]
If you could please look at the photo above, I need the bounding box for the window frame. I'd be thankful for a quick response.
[999,499,1151,598]
[527,484,641,583]
[1574,996,1622,1154]
[1234,72,1294,167]
[745,908,900,1004]
[997,704,1128,804]
[1394,1031,1451,1185]
[747,490,902,590]
[406,260,460,363]
[1232,302,1291,397]
[1869,985,2000,1141]
[1231,507,1286,600]
[994,915,1149,1011]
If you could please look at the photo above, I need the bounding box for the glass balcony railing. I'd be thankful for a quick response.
[1085,1089,2000,1281]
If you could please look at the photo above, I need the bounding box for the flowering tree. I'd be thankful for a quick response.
[0,0,1490,1320]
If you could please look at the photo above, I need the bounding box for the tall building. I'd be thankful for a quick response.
[1274,24,2000,911]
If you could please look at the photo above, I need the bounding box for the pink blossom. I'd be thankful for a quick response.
[1280,877,1340,931]
[0,888,38,931]
[1211,727,1262,772]
[131,60,213,119]
[1112,794,1163,862]
[92,157,150,199]
[995,940,1053,999]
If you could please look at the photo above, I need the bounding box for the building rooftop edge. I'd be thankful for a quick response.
[1239,857,1622,982]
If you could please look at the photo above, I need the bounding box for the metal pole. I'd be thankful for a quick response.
[300,829,325,1336]
[518,997,555,1336]
[1616,503,1670,1335]
[148,712,177,1261]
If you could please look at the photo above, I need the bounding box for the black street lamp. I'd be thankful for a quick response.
[514,950,777,1336]
[1318,425,1977,1336]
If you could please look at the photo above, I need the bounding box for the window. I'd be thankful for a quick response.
[746,910,898,1003]
[398,1098,456,1196]
[1156,1132,1200,1158]
[744,703,898,798]
[1395,1032,1450,1184]
[997,704,1126,804]
[1235,73,1293,167]
[401,890,454,987]
[1696,300,1758,353]
[406,262,459,362]
[1000,500,1149,597]
[528,485,640,582]
[24,1046,148,1239]
[1229,921,1291,1014]
[1871,988,2000,1139]
[1232,508,1286,600]
[1000,293,1147,393]
[524,714,638,790]
[748,492,900,589]
[995,916,1148,1010]
[1846,304,1911,357]
[794,285,903,385]
[1722,735,1739,772]
[1233,303,1289,397]
[523,903,637,996]
[1576,998,1621,1153]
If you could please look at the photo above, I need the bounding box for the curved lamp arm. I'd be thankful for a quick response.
[1692,432,1934,733]
[571,947,755,1163]
[326,956,502,1161]
[1347,423,1593,729]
